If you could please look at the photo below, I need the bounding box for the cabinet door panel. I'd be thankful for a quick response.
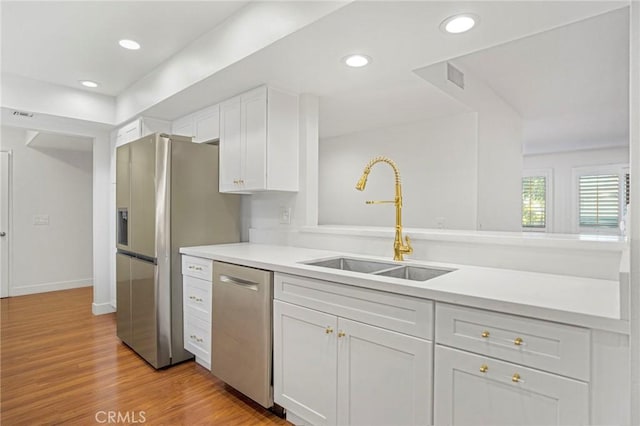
[219,98,242,192]
[434,346,588,426]
[241,87,267,190]
[193,104,220,143]
[337,319,432,426]
[274,301,337,426]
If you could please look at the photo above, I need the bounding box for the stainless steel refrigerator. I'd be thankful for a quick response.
[115,133,239,368]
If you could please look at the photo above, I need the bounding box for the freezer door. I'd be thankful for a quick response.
[130,257,161,368]
[116,253,132,345]
[130,135,157,258]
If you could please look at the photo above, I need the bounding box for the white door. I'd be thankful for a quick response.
[433,345,589,426]
[0,151,10,298]
[273,300,338,425]
[240,86,267,190]
[219,97,242,192]
[336,318,432,426]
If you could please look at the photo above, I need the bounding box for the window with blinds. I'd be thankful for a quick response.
[579,174,619,228]
[522,176,546,229]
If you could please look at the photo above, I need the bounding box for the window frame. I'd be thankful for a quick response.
[522,169,553,233]
[571,164,628,234]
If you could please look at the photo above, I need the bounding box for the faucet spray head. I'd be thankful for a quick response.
[355,169,370,191]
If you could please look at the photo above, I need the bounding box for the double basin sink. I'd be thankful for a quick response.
[302,257,454,282]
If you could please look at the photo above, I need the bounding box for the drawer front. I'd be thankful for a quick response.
[183,275,212,321]
[436,303,590,381]
[275,273,433,340]
[184,313,211,364]
[434,345,589,426]
[182,255,213,280]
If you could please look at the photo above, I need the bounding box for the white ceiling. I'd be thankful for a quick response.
[454,7,629,154]
[1,1,247,95]
[0,0,631,151]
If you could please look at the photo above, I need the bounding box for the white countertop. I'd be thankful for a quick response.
[180,243,628,334]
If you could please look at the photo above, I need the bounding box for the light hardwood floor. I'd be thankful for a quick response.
[0,287,289,425]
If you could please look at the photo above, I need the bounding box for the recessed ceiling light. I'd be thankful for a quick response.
[441,14,478,34]
[343,54,371,68]
[80,80,99,88]
[119,39,141,50]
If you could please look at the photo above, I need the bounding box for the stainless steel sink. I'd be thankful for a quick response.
[375,265,452,281]
[305,257,394,273]
[303,257,454,282]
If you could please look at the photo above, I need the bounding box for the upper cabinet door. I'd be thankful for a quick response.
[129,136,157,258]
[241,87,267,190]
[171,114,195,138]
[193,104,220,143]
[219,97,242,192]
[336,318,432,426]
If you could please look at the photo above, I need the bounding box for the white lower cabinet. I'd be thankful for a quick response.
[274,299,432,426]
[182,255,213,370]
[433,346,588,426]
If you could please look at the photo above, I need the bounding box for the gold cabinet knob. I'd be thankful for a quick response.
[481,331,490,338]
[325,326,334,334]
[233,180,239,184]
[338,331,346,338]
[512,373,521,383]
[514,337,524,346]
[479,364,488,373]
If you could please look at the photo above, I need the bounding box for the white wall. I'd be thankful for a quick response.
[524,147,629,234]
[318,113,478,230]
[415,61,524,231]
[0,126,93,295]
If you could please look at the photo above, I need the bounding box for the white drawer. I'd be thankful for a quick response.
[435,303,591,381]
[275,273,433,340]
[184,312,211,366]
[183,275,212,321]
[182,255,213,280]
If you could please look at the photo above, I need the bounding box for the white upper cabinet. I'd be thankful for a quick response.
[115,117,170,147]
[172,104,221,143]
[219,86,299,193]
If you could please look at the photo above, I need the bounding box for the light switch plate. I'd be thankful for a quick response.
[279,206,291,225]
[33,214,49,225]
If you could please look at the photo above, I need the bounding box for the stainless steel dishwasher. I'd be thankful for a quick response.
[211,261,274,408]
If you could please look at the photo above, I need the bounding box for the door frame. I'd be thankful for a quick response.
[1,150,11,298]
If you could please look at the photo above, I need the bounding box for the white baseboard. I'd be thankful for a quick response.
[92,301,116,315]
[9,278,92,297]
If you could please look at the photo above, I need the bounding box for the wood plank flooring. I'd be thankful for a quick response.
[1,287,290,425]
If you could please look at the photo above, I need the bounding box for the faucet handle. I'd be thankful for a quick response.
[404,235,413,254]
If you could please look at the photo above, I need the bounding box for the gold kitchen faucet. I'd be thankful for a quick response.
[355,156,413,261]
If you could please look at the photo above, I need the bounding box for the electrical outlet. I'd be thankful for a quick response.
[279,206,291,225]
[436,217,445,229]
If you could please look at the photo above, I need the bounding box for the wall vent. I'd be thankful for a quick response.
[446,63,465,89]
[12,110,34,118]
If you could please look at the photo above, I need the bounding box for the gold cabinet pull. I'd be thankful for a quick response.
[325,326,334,334]
[512,373,521,383]
[514,337,524,346]
[481,330,490,338]
[338,331,346,338]
[479,364,488,373]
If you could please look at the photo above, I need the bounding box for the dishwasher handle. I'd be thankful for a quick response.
[219,274,259,291]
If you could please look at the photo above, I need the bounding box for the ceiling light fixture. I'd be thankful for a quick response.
[440,14,478,34]
[80,80,99,88]
[119,39,141,50]
[343,54,371,68]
